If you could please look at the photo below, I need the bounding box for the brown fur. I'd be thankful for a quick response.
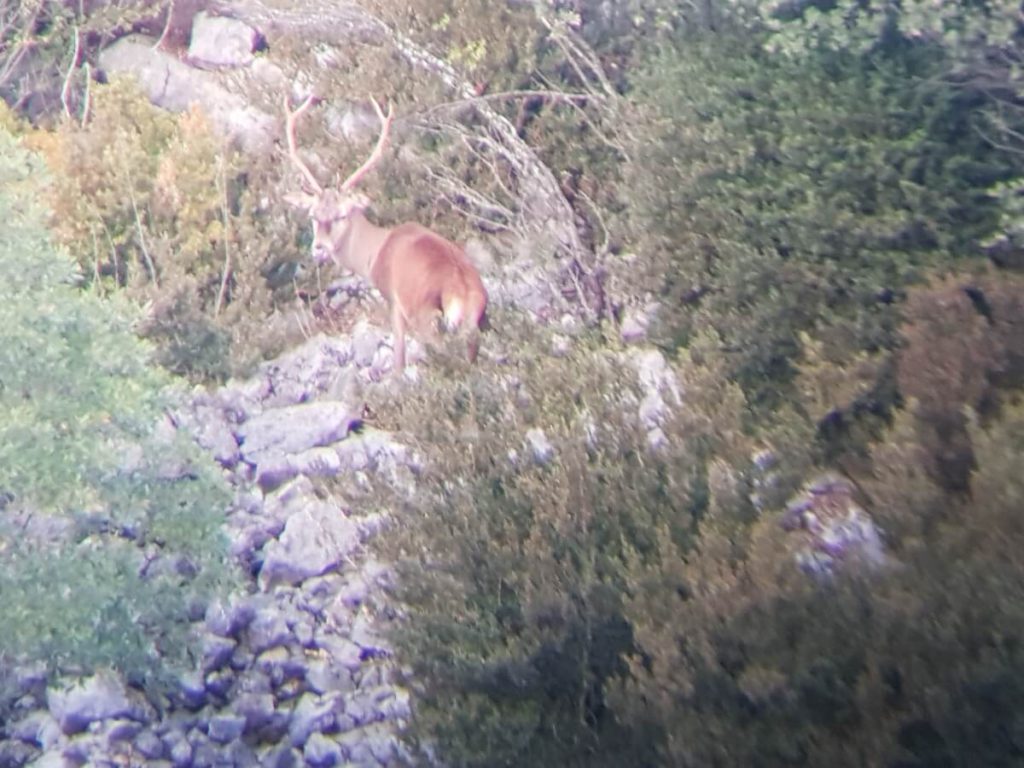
[371,223,488,370]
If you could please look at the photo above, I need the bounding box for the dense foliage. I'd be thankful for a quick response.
[0,126,231,695]
[27,77,305,380]
[361,2,1024,766]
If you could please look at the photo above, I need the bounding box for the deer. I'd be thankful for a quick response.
[283,93,488,373]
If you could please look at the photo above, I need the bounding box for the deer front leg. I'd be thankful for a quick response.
[391,301,407,373]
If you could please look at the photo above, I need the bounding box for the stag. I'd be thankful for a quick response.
[283,94,488,373]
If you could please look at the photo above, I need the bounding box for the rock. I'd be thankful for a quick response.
[525,427,555,465]
[620,313,648,344]
[133,729,165,760]
[186,12,260,70]
[254,445,346,491]
[46,673,145,735]
[349,611,387,654]
[104,718,143,744]
[204,597,257,639]
[287,693,340,748]
[313,635,364,673]
[21,749,72,768]
[246,610,293,655]
[619,301,658,344]
[201,634,237,674]
[256,646,307,688]
[304,661,352,697]
[373,687,411,722]
[176,671,207,711]
[238,401,360,467]
[252,335,357,408]
[351,321,387,367]
[258,497,361,589]
[9,710,60,748]
[260,745,303,768]
[337,724,399,765]
[782,473,890,578]
[304,732,342,767]
[224,739,259,766]
[232,692,277,734]
[206,713,246,744]
[180,404,240,467]
[98,35,276,153]
[165,729,193,768]
[204,670,234,700]
[0,740,36,767]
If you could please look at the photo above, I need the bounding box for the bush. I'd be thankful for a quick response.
[363,315,801,766]
[31,77,302,381]
[0,125,232,694]
[619,26,1020,412]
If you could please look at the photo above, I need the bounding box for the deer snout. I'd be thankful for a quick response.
[311,243,332,266]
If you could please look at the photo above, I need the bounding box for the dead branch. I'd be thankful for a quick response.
[61,26,82,122]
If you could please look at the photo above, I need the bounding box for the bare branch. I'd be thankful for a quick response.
[416,89,598,118]
[61,26,82,121]
[214,156,233,317]
[80,62,92,126]
[124,175,159,289]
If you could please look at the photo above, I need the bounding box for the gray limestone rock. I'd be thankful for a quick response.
[187,12,259,70]
[46,673,147,735]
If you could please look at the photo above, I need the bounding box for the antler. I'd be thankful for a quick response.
[283,93,324,194]
[339,97,395,192]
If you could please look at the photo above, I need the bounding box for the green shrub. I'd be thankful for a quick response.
[0,126,232,693]
[362,316,792,766]
[32,77,301,381]
[619,26,1020,412]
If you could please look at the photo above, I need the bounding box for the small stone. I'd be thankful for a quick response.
[201,634,237,674]
[0,741,36,767]
[247,611,292,655]
[105,718,143,743]
[187,12,259,69]
[620,312,648,343]
[10,710,61,749]
[207,713,246,744]
[204,598,256,639]
[177,671,207,711]
[203,670,234,700]
[260,744,303,768]
[167,733,193,768]
[305,660,352,696]
[287,693,339,748]
[233,692,282,737]
[133,728,166,760]
[304,732,342,767]
[47,673,144,735]
[525,428,555,465]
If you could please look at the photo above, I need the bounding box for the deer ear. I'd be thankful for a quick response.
[284,190,318,210]
[348,193,371,212]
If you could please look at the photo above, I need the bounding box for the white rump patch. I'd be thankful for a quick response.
[443,297,464,330]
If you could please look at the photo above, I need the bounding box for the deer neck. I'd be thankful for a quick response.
[336,213,392,279]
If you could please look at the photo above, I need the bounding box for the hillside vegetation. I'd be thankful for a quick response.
[3,0,1024,765]
[0,124,231,703]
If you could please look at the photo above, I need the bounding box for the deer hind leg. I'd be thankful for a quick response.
[391,301,408,372]
[464,298,487,363]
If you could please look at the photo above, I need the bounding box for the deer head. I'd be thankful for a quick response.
[283,93,393,268]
